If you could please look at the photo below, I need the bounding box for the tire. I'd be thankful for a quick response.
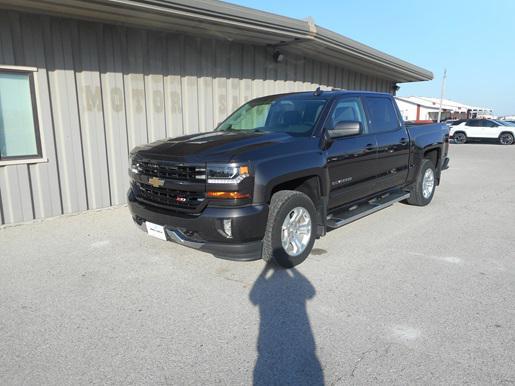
[499,132,514,145]
[453,132,467,144]
[262,190,317,268]
[407,159,436,206]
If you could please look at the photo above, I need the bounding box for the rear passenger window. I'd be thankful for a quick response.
[365,97,400,133]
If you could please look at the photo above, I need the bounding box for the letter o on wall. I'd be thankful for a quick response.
[111,87,123,112]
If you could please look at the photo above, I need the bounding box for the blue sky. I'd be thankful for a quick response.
[227,0,515,115]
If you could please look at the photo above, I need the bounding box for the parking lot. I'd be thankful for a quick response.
[1,143,514,385]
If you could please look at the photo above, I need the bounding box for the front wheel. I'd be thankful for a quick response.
[499,132,514,145]
[407,159,436,206]
[262,190,317,268]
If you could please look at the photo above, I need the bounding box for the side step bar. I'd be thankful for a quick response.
[326,191,410,229]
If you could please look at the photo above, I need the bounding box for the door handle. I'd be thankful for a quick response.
[365,144,375,152]
[400,138,409,145]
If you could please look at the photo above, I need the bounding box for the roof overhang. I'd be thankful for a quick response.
[0,0,433,83]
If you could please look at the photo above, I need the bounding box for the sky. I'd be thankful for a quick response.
[227,0,515,116]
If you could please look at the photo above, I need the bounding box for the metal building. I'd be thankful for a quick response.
[0,0,432,225]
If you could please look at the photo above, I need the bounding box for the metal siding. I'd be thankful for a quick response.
[213,39,229,126]
[45,19,89,214]
[182,36,200,134]
[145,31,167,142]
[164,33,184,137]
[199,38,215,131]
[21,14,62,220]
[0,10,394,225]
[100,26,129,206]
[75,22,111,209]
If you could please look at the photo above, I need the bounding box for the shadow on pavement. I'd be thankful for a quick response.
[249,263,324,386]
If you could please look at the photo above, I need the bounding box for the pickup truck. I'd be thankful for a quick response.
[128,90,449,268]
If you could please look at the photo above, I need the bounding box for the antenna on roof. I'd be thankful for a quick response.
[313,86,322,96]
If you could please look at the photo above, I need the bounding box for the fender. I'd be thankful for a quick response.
[252,149,327,203]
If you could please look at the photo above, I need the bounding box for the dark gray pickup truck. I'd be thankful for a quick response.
[128,90,450,267]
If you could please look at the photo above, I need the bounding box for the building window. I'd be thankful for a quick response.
[0,69,42,160]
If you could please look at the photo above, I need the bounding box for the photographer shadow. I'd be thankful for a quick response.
[249,263,324,386]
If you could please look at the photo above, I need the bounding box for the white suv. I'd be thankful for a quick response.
[450,119,515,145]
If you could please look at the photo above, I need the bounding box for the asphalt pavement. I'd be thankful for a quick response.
[1,143,514,385]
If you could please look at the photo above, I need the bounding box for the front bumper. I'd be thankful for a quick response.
[128,190,268,261]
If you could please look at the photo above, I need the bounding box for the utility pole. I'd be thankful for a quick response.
[437,69,447,122]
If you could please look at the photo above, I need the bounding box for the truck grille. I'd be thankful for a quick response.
[136,160,206,182]
[135,182,205,211]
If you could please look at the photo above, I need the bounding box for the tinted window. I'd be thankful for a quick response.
[467,120,480,127]
[365,97,400,133]
[329,97,367,132]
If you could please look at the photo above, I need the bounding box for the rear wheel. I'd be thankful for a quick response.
[407,159,436,206]
[453,132,467,144]
[262,190,316,268]
[499,132,514,145]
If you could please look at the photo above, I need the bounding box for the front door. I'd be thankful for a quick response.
[325,96,379,209]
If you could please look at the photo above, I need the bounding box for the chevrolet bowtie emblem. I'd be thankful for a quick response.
[148,176,165,188]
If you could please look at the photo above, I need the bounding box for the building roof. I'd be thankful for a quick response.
[0,0,433,83]
[396,96,492,113]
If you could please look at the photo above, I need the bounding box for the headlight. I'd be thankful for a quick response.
[207,164,250,184]
[129,152,140,174]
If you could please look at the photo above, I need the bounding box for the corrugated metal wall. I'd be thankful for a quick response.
[0,10,393,225]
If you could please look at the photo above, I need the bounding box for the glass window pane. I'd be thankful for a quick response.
[0,72,38,158]
[330,97,368,131]
[366,97,400,133]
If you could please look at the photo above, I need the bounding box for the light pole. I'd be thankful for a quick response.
[437,69,447,122]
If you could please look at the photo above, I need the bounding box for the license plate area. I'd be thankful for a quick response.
[145,221,167,241]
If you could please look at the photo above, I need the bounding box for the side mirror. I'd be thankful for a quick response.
[327,121,362,139]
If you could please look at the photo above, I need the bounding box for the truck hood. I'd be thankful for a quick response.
[134,130,296,163]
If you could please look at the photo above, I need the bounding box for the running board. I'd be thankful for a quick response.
[326,191,410,229]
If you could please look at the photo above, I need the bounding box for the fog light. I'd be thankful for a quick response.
[223,219,232,238]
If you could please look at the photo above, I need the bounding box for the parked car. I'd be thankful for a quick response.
[128,90,450,268]
[445,119,467,127]
[450,119,515,145]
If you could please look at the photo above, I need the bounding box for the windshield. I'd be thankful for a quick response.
[216,96,328,136]
[498,120,515,126]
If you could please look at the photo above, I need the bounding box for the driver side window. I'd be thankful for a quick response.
[329,98,368,133]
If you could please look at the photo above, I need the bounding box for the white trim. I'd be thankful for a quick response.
[0,65,38,72]
[0,157,48,167]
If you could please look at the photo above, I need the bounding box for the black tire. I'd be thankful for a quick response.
[262,190,317,268]
[499,132,514,145]
[407,159,436,206]
[453,132,467,144]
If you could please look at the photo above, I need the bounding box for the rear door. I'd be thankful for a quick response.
[482,120,502,138]
[325,96,379,209]
[364,95,410,192]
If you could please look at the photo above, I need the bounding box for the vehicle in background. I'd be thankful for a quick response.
[446,119,467,127]
[450,119,515,145]
[128,90,450,268]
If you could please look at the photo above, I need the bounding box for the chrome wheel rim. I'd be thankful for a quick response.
[281,207,312,257]
[500,134,514,145]
[422,168,435,199]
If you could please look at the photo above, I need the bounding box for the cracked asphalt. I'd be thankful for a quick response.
[1,143,515,385]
